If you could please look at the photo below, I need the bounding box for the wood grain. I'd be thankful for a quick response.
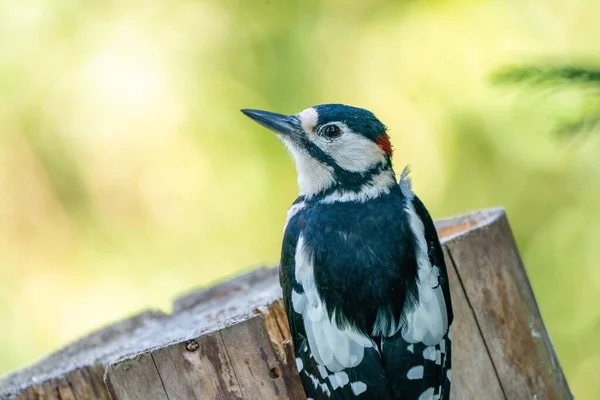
[150,332,243,399]
[446,212,573,400]
[105,354,169,400]
[0,208,572,400]
[443,247,506,400]
[219,312,305,400]
[64,368,95,400]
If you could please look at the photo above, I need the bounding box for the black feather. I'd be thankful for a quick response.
[280,186,453,399]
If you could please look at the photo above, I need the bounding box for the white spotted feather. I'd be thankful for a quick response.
[401,198,449,346]
[292,235,375,373]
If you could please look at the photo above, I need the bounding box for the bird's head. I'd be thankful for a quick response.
[242,104,396,200]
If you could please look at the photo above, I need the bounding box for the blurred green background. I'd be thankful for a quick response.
[1,0,598,398]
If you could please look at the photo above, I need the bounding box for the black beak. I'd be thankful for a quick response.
[241,109,301,137]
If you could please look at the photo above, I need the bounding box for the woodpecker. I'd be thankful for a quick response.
[242,104,453,400]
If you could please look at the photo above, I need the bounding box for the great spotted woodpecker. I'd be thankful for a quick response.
[242,104,453,400]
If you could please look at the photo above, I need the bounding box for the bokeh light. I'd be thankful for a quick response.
[1,0,598,398]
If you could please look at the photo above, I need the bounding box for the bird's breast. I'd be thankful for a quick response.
[288,194,419,336]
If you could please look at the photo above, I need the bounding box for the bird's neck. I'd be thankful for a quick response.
[300,162,396,204]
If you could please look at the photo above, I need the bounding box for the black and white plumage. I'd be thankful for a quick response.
[242,104,453,400]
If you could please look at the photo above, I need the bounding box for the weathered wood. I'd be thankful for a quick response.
[219,313,304,399]
[64,367,100,400]
[150,332,243,399]
[443,247,505,400]
[0,311,165,400]
[0,208,572,400]
[173,267,279,313]
[103,298,305,400]
[444,211,572,400]
[105,354,169,400]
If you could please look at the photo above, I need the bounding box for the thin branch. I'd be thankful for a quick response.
[554,115,600,137]
[491,65,600,87]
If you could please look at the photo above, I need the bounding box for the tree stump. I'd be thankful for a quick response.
[0,208,573,400]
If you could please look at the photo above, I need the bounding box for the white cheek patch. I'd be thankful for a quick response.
[283,108,389,196]
[298,107,319,134]
[313,125,387,172]
[281,138,336,197]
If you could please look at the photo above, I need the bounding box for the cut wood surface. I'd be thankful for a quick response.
[0,208,572,400]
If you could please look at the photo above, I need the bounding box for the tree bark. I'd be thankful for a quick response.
[0,208,572,400]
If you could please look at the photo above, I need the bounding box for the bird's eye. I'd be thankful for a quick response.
[321,125,342,139]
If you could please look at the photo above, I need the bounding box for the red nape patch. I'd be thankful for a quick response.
[376,134,393,157]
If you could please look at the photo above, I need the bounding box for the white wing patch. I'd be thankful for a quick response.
[423,346,436,361]
[292,235,374,372]
[305,370,331,397]
[284,201,305,232]
[418,387,438,400]
[350,381,368,396]
[328,371,350,390]
[400,199,449,346]
[296,357,304,372]
[407,365,424,380]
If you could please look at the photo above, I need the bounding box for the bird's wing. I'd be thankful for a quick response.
[280,214,394,400]
[380,194,453,400]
